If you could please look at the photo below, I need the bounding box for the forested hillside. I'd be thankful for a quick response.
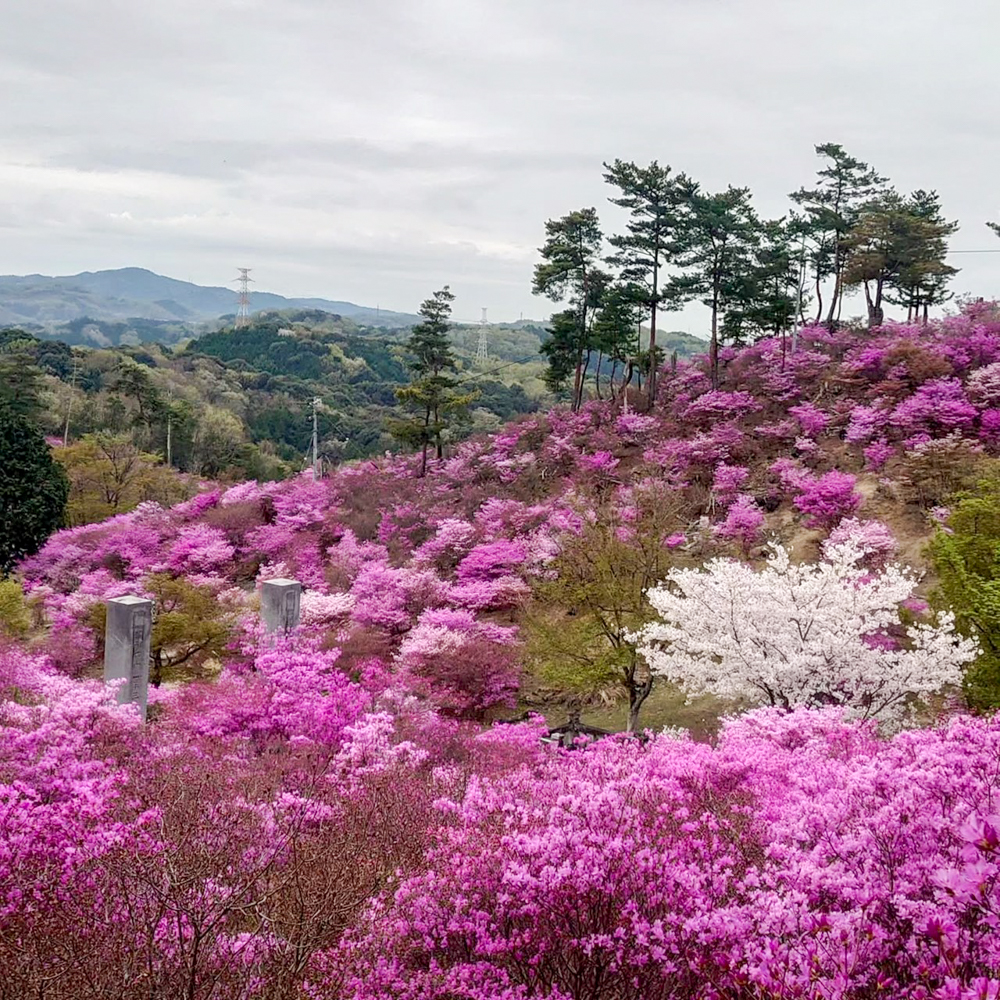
[4,302,1000,996]
[0,314,544,495]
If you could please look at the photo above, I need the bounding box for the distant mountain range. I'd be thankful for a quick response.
[0,267,421,330]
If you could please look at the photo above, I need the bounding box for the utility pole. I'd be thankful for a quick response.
[311,397,321,480]
[62,355,79,446]
[165,391,173,468]
[476,308,489,364]
[234,268,253,328]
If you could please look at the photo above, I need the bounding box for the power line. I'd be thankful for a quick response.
[946,249,1000,254]
[453,355,538,386]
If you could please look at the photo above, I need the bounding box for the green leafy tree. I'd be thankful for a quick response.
[147,575,236,686]
[790,143,887,327]
[533,209,604,410]
[390,287,476,476]
[0,407,68,573]
[539,309,584,399]
[603,160,681,400]
[0,351,44,422]
[525,497,685,732]
[930,468,1000,710]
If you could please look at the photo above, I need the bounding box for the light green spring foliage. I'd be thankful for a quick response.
[525,495,686,730]
[930,464,1000,710]
[0,579,31,639]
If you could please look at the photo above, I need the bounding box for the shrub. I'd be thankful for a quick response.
[793,470,863,530]
[899,434,985,508]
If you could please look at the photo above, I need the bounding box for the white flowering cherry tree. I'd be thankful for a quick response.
[634,540,978,723]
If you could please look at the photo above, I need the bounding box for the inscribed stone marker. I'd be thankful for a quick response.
[104,596,152,721]
[261,578,302,634]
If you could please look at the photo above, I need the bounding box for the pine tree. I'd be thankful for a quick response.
[669,182,762,387]
[533,209,603,411]
[591,283,643,399]
[846,190,959,327]
[722,218,800,353]
[0,406,68,573]
[790,143,887,328]
[390,286,475,477]
[603,160,681,401]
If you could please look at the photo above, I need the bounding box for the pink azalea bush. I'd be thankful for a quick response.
[318,709,1000,1000]
[793,470,864,530]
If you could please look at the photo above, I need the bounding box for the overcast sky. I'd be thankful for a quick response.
[2,0,999,330]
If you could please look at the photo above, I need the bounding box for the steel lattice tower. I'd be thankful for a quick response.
[476,308,489,364]
[234,268,253,328]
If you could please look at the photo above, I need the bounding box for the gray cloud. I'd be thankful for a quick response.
[1,0,999,328]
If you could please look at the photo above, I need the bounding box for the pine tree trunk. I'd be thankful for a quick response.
[648,301,658,402]
[710,280,720,389]
[594,352,603,399]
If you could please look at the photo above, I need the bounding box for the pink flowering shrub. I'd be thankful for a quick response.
[714,493,765,552]
[825,517,897,570]
[614,411,658,443]
[789,401,829,437]
[891,377,978,437]
[966,361,1000,407]
[322,709,1000,1000]
[794,470,864,530]
[711,462,750,505]
[683,389,762,426]
[864,438,896,470]
[395,608,520,718]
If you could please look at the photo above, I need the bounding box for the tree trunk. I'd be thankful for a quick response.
[814,269,824,324]
[572,350,584,412]
[709,283,720,389]
[627,669,653,734]
[826,267,841,329]
[648,301,658,402]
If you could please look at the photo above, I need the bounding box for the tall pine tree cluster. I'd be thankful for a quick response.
[534,142,962,406]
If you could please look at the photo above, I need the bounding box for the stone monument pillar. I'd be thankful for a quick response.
[104,596,152,721]
[261,578,302,635]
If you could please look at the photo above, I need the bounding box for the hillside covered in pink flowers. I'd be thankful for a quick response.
[5,304,1000,998]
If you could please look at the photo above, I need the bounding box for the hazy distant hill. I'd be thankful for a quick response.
[0,267,420,329]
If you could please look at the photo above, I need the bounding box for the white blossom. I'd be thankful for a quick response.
[633,540,978,723]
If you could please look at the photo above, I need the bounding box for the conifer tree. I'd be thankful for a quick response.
[603,160,681,401]
[391,286,475,476]
[669,182,762,387]
[791,143,887,327]
[592,282,643,398]
[533,209,603,410]
[0,406,68,573]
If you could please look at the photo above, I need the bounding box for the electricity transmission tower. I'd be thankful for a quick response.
[476,308,489,364]
[234,268,253,328]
